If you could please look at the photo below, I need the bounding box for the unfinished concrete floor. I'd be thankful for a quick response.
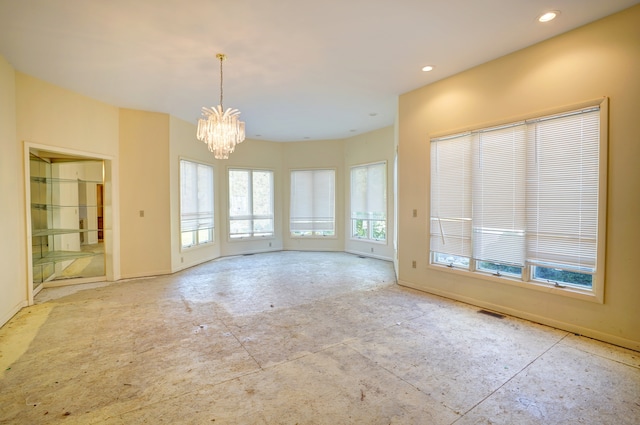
[1,251,639,424]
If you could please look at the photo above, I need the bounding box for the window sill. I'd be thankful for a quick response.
[180,241,215,253]
[427,263,602,304]
[290,235,338,240]
[349,237,388,245]
[228,235,275,242]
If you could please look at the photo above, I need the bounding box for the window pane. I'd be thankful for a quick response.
[372,220,386,241]
[229,169,250,217]
[181,231,195,247]
[252,171,273,216]
[253,218,273,234]
[526,108,600,270]
[477,261,522,277]
[198,228,212,244]
[433,252,469,269]
[180,160,214,248]
[229,169,274,239]
[350,162,386,241]
[430,134,473,258]
[472,124,526,266]
[230,219,251,238]
[533,266,593,289]
[290,169,335,235]
[352,219,368,238]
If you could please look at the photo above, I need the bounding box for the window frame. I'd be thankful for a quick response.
[428,98,608,303]
[227,167,275,240]
[289,168,337,238]
[350,161,388,244]
[179,158,215,250]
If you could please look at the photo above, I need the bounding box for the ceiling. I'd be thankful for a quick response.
[1,0,637,142]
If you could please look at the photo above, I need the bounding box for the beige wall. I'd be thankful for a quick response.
[0,56,26,325]
[16,73,119,156]
[398,5,640,350]
[119,109,172,278]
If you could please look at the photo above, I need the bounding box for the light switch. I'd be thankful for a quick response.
[139,210,144,218]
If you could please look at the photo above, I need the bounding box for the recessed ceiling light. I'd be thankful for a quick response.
[422,65,434,72]
[538,11,559,22]
[369,112,378,117]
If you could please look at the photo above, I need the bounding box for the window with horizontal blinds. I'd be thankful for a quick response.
[430,133,472,258]
[473,123,526,266]
[229,168,274,238]
[430,104,603,290]
[180,160,214,248]
[350,161,387,241]
[290,169,335,234]
[526,107,600,272]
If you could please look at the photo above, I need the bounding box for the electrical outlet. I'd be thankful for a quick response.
[412,260,416,268]
[139,210,144,218]
[371,247,374,253]
[181,257,184,263]
[269,242,272,247]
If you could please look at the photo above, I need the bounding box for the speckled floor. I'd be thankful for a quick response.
[1,251,639,424]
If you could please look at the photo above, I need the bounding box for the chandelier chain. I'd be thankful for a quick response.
[219,54,224,109]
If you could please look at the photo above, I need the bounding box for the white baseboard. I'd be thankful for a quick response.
[0,300,28,328]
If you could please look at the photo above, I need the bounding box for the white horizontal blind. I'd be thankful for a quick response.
[290,169,335,232]
[526,107,600,271]
[472,124,526,266]
[430,133,472,257]
[180,160,214,233]
[350,162,386,221]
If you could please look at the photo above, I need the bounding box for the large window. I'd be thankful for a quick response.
[430,104,606,297]
[290,169,335,237]
[180,159,214,248]
[229,168,274,239]
[351,161,387,242]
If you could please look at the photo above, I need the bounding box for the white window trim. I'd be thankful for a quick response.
[227,167,275,241]
[179,158,215,251]
[289,167,337,239]
[349,160,388,244]
[427,97,608,303]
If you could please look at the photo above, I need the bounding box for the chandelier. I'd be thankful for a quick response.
[196,53,246,159]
